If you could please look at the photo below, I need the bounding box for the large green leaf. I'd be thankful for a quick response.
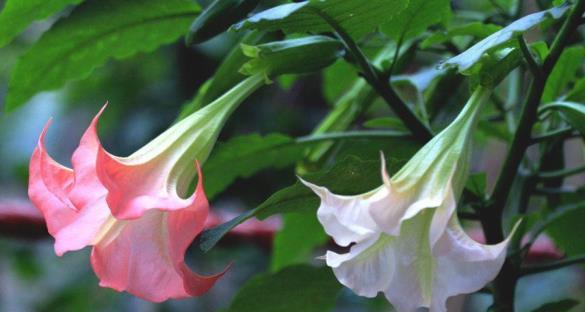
[442,5,568,73]
[542,46,585,103]
[203,131,411,200]
[270,211,328,271]
[224,265,341,312]
[234,0,407,39]
[381,0,451,42]
[255,156,403,220]
[197,155,405,252]
[203,133,305,199]
[197,133,411,252]
[0,0,83,47]
[5,0,200,111]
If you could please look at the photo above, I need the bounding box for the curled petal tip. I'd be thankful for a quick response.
[379,152,391,186]
[38,119,54,145]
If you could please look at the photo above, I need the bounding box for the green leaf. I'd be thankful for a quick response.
[420,22,502,49]
[6,0,200,111]
[203,133,305,199]
[203,130,412,202]
[0,0,83,47]
[270,211,328,271]
[198,154,409,252]
[186,0,260,45]
[542,46,585,103]
[442,5,568,73]
[225,265,342,312]
[196,208,257,253]
[546,189,585,256]
[322,60,359,103]
[234,0,408,39]
[363,117,407,131]
[566,77,585,102]
[381,0,451,42]
[541,101,585,137]
[466,172,487,198]
[530,299,579,312]
[255,156,401,219]
[477,119,512,142]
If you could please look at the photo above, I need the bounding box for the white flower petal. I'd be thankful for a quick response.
[326,233,394,298]
[323,208,515,312]
[428,218,519,312]
[300,178,381,246]
[428,189,456,247]
[328,210,437,311]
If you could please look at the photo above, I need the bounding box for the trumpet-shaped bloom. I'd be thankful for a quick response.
[302,87,518,312]
[28,75,264,302]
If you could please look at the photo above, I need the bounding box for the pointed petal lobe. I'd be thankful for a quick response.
[300,178,380,246]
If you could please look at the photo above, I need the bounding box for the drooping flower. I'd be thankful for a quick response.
[302,87,519,312]
[28,75,264,302]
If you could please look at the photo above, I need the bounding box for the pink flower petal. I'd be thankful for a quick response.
[68,104,108,208]
[94,138,193,220]
[29,119,112,256]
[28,121,77,236]
[90,168,227,301]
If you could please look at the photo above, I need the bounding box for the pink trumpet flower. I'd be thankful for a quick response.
[28,75,264,302]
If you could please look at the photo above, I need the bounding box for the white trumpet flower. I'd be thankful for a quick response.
[302,87,518,312]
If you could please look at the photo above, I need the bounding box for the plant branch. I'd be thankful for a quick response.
[521,254,585,276]
[296,130,411,144]
[538,164,585,179]
[531,127,576,144]
[479,1,585,310]
[481,0,585,244]
[313,9,433,142]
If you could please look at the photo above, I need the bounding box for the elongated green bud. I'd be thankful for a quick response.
[239,36,344,79]
[186,0,260,45]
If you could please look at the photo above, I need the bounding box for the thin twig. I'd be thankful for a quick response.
[538,164,585,179]
[521,255,585,276]
[531,127,576,144]
[296,130,411,144]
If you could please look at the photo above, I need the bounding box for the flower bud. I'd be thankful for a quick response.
[239,36,344,79]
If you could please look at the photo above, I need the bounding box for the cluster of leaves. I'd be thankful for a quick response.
[1,0,584,311]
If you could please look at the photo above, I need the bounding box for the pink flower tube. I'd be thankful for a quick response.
[28,75,264,302]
